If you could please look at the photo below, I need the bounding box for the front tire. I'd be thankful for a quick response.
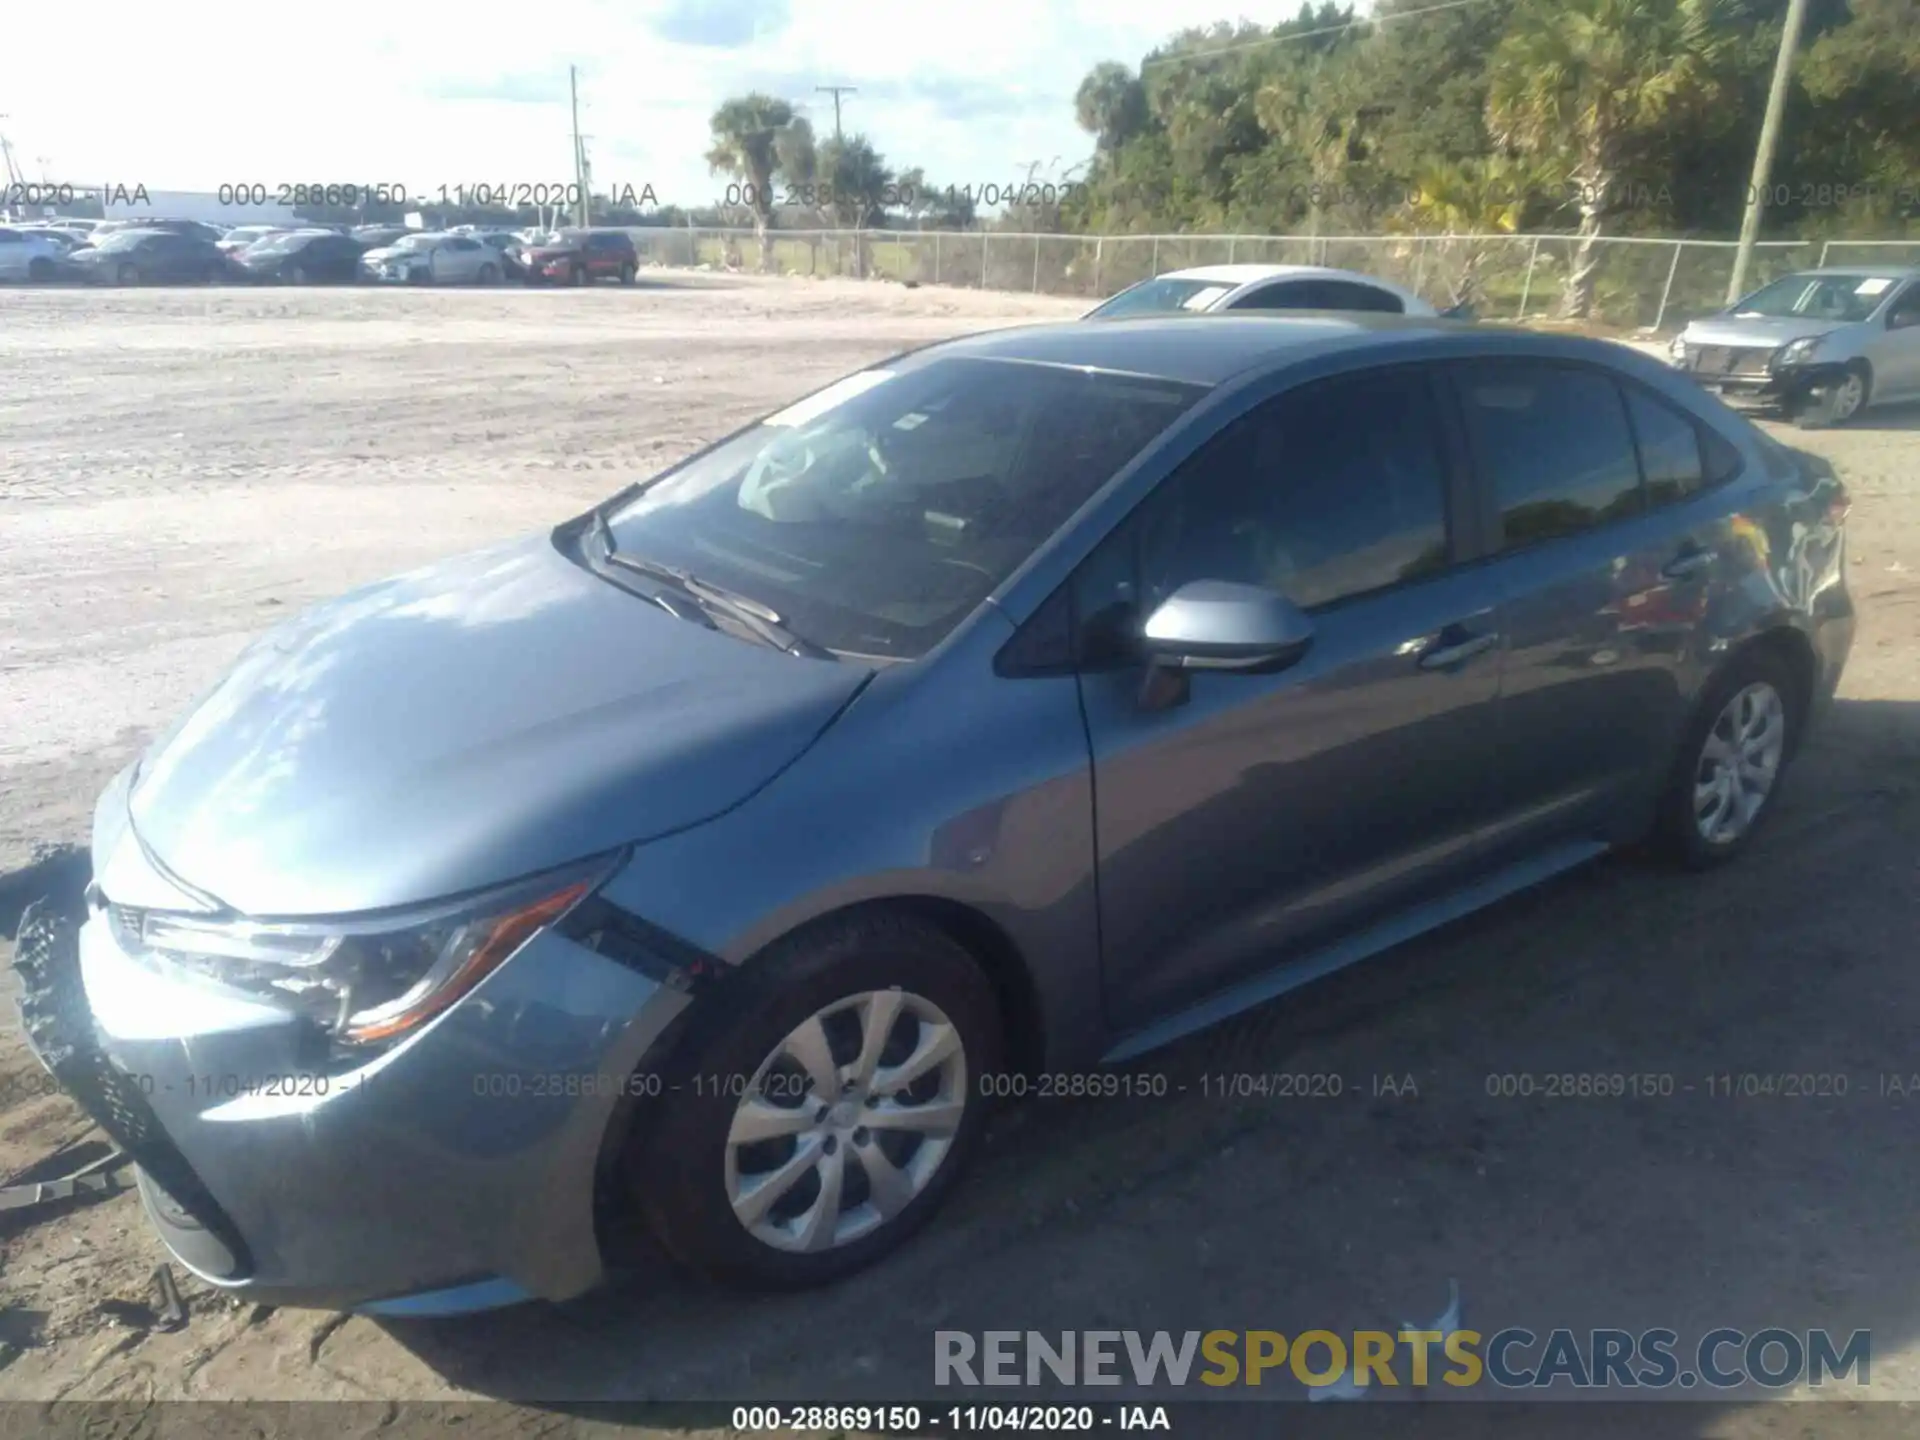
[619,261,636,285]
[1652,648,1801,869]
[1793,363,1870,429]
[626,912,1002,1290]
[477,262,499,285]
[116,263,141,286]
[27,256,54,283]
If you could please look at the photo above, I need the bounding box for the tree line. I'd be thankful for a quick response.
[702,0,1918,313]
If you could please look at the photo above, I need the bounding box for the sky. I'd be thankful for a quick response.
[0,1,1317,216]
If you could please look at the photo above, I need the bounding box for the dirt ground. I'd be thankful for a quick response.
[2,277,1920,1432]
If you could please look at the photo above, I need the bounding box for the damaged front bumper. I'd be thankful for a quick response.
[11,798,695,1315]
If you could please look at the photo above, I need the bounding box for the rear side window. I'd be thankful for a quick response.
[1233,280,1404,313]
[1622,387,1706,507]
[1456,363,1643,549]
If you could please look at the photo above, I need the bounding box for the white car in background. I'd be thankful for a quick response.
[1086,263,1444,319]
[358,231,502,285]
[0,225,71,282]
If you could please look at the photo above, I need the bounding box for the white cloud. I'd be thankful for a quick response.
[0,0,1307,211]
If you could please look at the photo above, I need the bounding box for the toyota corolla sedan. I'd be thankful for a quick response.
[16,316,1853,1317]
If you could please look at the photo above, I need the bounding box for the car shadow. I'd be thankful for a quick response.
[363,696,1920,1429]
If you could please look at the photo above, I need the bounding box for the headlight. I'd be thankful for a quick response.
[1669,335,1687,364]
[112,855,617,1048]
[1774,334,1827,369]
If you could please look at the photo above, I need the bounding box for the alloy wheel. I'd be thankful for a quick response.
[725,988,968,1254]
[1829,371,1866,422]
[1693,681,1786,845]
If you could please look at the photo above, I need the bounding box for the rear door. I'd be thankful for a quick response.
[1079,363,1506,1029]
[1449,360,1705,862]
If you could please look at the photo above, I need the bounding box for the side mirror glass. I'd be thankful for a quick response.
[1140,580,1315,673]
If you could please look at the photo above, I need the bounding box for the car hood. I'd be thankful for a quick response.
[1682,314,1844,347]
[362,246,420,264]
[126,533,872,917]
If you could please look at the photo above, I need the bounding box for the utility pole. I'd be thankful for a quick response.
[1726,0,1810,306]
[815,85,856,143]
[570,65,590,228]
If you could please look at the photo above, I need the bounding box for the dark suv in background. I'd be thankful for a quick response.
[522,228,639,285]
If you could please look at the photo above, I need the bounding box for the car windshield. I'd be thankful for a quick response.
[388,234,436,251]
[600,356,1205,658]
[1087,277,1237,318]
[1731,272,1900,323]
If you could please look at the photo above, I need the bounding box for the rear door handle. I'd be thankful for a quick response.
[1662,545,1717,580]
[1417,630,1499,670]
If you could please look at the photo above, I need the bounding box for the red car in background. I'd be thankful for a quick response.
[521,228,639,285]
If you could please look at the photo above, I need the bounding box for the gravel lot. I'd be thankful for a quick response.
[2,279,1919,1430]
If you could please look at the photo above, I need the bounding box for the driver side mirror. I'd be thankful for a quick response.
[1136,580,1314,708]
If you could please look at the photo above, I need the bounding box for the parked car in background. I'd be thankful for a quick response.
[65,229,236,284]
[218,225,296,257]
[0,226,71,282]
[1668,266,1920,429]
[90,217,227,246]
[20,226,87,251]
[17,315,1852,1313]
[235,229,368,284]
[474,229,529,280]
[1086,264,1442,320]
[352,225,414,250]
[359,231,502,285]
[521,228,639,285]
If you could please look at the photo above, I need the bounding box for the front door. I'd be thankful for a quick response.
[1077,364,1507,1030]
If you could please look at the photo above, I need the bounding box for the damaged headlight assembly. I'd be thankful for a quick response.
[108,853,620,1051]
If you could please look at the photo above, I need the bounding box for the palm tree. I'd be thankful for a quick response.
[1401,155,1540,307]
[1075,62,1148,158]
[705,94,811,271]
[1486,0,1726,318]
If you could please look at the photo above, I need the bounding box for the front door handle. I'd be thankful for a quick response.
[1417,629,1499,670]
[1662,545,1718,580]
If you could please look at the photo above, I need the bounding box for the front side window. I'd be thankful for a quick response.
[600,357,1205,658]
[1075,367,1453,645]
[1455,362,1644,549]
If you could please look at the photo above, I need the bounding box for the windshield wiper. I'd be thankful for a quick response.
[603,549,836,661]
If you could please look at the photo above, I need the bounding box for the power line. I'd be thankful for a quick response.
[1141,0,1501,71]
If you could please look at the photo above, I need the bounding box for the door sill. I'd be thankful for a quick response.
[1099,838,1611,1064]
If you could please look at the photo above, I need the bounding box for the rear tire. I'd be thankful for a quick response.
[572,260,588,286]
[116,263,141,286]
[625,911,1002,1291]
[1651,647,1802,869]
[477,262,499,285]
[26,256,54,282]
[619,261,636,285]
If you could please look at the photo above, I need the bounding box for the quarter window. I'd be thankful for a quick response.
[1622,386,1707,507]
[1456,363,1644,549]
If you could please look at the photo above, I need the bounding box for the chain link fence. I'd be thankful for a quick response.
[620,226,1913,332]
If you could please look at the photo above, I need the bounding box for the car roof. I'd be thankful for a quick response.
[1157,263,1396,286]
[913,312,1482,385]
[912,314,1656,389]
[1784,265,1920,280]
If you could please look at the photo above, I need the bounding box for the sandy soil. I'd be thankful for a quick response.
[2,277,1920,1433]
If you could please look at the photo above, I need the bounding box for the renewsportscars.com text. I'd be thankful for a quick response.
[934,1327,1870,1392]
